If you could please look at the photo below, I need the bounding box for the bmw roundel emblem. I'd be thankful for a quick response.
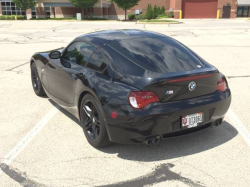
[188,82,196,91]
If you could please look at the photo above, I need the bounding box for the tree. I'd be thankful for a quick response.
[146,4,153,19]
[160,6,165,15]
[112,0,140,20]
[70,0,97,18]
[157,6,161,15]
[13,0,36,19]
[153,4,158,18]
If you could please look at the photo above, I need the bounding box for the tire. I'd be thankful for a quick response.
[80,94,111,148]
[31,62,46,97]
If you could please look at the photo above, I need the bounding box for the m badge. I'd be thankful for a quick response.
[166,90,174,95]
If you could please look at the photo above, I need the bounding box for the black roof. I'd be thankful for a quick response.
[76,29,168,45]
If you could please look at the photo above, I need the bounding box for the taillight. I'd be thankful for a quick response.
[129,92,159,109]
[216,75,227,92]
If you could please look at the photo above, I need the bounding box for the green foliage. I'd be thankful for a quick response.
[146,4,154,19]
[135,14,146,20]
[153,5,158,18]
[146,4,166,19]
[12,0,36,12]
[157,7,161,15]
[111,0,140,20]
[156,14,170,19]
[111,0,140,11]
[156,12,174,19]
[0,15,25,20]
[160,6,165,15]
[128,13,135,20]
[70,0,97,9]
[139,19,179,23]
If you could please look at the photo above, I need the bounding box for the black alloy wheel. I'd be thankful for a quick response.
[31,63,46,96]
[83,100,101,141]
[80,94,111,148]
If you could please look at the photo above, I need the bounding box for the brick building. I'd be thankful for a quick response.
[0,0,248,19]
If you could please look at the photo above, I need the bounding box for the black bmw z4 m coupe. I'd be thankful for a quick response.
[30,30,231,148]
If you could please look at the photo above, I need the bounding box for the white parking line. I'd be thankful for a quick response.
[227,109,250,147]
[0,105,59,173]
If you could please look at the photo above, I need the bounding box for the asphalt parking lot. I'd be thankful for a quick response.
[0,19,250,187]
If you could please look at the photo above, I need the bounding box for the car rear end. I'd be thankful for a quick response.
[103,32,231,144]
[106,73,231,144]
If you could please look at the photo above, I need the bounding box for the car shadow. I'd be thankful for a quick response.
[49,99,80,125]
[100,121,238,162]
[48,99,238,162]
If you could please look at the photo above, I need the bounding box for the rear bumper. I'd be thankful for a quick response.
[105,89,231,144]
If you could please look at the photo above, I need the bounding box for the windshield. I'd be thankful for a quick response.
[108,37,205,74]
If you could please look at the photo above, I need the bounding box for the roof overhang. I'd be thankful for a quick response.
[237,0,250,6]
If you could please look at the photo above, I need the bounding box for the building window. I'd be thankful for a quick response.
[237,6,249,17]
[31,7,36,18]
[1,1,26,15]
[45,7,50,18]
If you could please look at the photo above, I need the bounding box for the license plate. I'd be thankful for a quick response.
[182,112,203,128]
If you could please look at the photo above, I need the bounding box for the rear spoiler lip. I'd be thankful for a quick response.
[156,67,218,79]
[138,68,219,90]
[167,74,213,83]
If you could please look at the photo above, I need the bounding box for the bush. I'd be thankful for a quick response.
[135,14,146,20]
[146,4,166,19]
[146,4,154,19]
[157,7,161,15]
[0,15,25,20]
[153,5,158,18]
[160,6,165,15]
[128,13,135,20]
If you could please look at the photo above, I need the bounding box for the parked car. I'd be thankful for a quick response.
[30,30,231,148]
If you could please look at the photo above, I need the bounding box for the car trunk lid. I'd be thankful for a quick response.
[143,68,220,102]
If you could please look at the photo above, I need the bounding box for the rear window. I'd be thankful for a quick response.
[108,37,205,74]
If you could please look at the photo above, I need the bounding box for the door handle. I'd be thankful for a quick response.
[77,73,84,79]
[70,73,84,80]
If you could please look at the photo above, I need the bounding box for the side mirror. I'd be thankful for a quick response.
[49,51,61,59]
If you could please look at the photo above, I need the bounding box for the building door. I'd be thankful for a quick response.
[182,0,218,18]
[222,6,231,18]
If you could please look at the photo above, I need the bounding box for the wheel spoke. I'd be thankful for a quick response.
[92,125,98,139]
[93,117,100,126]
[85,119,92,130]
[83,105,92,118]
[90,103,95,117]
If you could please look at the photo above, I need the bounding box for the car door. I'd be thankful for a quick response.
[46,41,96,104]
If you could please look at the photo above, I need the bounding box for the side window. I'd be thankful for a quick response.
[63,42,95,67]
[86,50,107,72]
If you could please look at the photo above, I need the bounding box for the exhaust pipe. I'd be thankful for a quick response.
[213,119,223,127]
[144,138,153,145]
[153,137,160,145]
[144,136,162,145]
